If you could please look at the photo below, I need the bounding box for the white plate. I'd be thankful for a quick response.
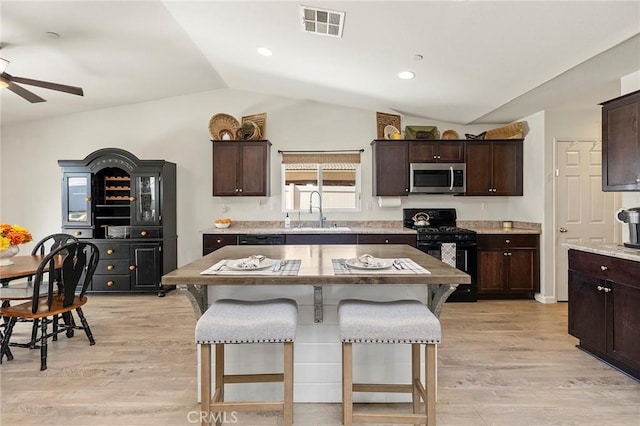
[226,257,274,270]
[345,257,392,270]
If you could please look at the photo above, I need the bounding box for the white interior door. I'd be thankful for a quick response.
[555,139,615,301]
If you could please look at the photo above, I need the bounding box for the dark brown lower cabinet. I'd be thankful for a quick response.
[568,250,640,380]
[477,234,539,298]
[203,234,239,256]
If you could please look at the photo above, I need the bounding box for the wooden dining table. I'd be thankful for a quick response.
[161,244,471,320]
[0,254,62,284]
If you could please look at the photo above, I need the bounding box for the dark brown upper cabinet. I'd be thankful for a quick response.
[409,140,465,163]
[601,90,640,191]
[465,140,523,196]
[371,140,409,196]
[212,140,271,196]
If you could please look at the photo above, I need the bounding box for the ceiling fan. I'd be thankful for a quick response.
[0,57,84,103]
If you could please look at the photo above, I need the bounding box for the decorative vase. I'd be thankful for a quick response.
[0,244,20,266]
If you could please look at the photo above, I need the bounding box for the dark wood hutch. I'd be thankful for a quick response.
[58,148,177,296]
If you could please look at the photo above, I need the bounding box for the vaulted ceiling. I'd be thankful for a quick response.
[1,1,639,127]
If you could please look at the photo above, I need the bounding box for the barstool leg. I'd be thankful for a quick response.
[200,344,211,426]
[412,343,421,414]
[342,342,353,426]
[283,342,294,426]
[425,344,436,426]
[214,344,224,426]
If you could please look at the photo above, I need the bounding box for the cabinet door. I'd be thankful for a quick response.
[409,142,438,162]
[492,141,523,196]
[464,142,493,195]
[372,141,409,196]
[507,249,536,293]
[131,173,160,226]
[239,143,270,196]
[477,249,507,293]
[437,141,465,163]
[568,270,606,352]
[62,173,93,227]
[602,93,640,191]
[130,243,161,290]
[203,234,238,256]
[212,143,240,196]
[607,280,640,373]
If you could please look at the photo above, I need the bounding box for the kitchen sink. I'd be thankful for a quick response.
[289,227,352,232]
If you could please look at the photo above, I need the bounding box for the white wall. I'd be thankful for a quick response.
[1,88,509,265]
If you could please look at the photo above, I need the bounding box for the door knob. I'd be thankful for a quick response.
[559,228,568,233]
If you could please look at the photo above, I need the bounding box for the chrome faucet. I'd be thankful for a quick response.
[309,190,326,228]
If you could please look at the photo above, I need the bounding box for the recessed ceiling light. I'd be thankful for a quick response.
[397,71,415,80]
[257,47,273,57]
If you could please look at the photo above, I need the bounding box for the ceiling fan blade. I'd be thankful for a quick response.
[10,75,83,96]
[6,81,46,103]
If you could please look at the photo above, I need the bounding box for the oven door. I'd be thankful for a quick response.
[410,163,466,194]
[418,240,478,302]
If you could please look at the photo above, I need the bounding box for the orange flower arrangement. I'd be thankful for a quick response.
[0,224,33,250]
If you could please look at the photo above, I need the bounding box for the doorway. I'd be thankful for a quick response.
[554,138,617,301]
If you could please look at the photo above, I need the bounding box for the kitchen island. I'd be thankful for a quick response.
[162,244,470,402]
[565,243,640,380]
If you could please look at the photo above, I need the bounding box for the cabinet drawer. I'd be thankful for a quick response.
[357,234,417,246]
[96,259,132,275]
[568,250,640,287]
[130,227,161,239]
[478,234,538,249]
[92,275,131,292]
[93,242,129,259]
[63,228,94,239]
[286,234,357,245]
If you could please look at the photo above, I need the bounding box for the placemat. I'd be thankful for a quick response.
[331,258,430,275]
[201,259,301,276]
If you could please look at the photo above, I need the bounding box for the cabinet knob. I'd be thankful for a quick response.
[605,287,612,293]
[74,231,81,236]
[235,188,239,193]
[636,177,640,183]
[433,155,437,159]
[504,252,508,256]
[85,196,92,202]
[107,280,114,287]
[107,265,114,270]
[129,196,136,202]
[597,285,605,291]
[238,188,243,193]
[385,239,389,243]
[216,239,222,244]
[107,249,114,255]
[129,265,136,271]
[559,228,568,233]
[505,239,510,243]
[600,265,608,271]
[140,231,147,237]
[508,252,512,256]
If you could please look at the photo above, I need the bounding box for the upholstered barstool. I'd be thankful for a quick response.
[338,299,441,426]
[195,298,298,426]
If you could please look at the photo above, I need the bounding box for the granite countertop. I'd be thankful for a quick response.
[564,242,640,262]
[203,220,541,235]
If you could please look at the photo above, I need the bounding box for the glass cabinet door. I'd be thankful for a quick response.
[62,172,92,227]
[131,173,160,225]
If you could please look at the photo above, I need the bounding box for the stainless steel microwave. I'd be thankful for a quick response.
[410,163,466,194]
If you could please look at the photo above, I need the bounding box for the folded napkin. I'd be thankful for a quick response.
[236,254,265,269]
[358,254,385,268]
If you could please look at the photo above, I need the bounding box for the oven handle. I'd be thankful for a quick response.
[449,166,454,191]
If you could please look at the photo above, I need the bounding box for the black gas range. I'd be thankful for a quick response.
[403,208,478,302]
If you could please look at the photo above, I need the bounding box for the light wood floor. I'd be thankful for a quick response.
[1,292,639,425]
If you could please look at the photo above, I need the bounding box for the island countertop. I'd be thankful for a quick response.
[564,242,640,262]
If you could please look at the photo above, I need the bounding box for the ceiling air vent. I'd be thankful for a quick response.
[300,5,345,38]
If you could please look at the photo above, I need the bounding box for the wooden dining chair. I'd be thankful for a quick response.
[0,233,79,347]
[0,241,99,370]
